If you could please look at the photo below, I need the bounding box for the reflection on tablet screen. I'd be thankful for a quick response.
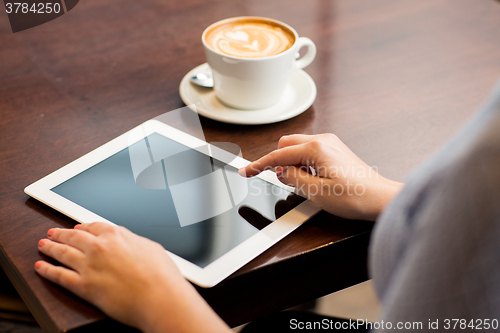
[52,134,304,268]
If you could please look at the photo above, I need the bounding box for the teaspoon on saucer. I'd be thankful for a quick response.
[180,63,316,125]
[190,72,214,88]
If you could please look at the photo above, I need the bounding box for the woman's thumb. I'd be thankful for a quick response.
[278,166,322,199]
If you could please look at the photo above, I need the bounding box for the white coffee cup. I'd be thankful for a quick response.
[202,16,316,110]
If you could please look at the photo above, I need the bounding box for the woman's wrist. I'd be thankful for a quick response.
[138,280,193,333]
[359,177,404,221]
[139,279,230,333]
[374,178,404,220]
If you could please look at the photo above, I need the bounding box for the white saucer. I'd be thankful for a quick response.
[179,63,317,125]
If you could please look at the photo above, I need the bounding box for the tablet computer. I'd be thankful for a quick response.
[25,119,320,287]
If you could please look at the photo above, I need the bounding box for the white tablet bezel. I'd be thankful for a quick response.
[25,120,321,288]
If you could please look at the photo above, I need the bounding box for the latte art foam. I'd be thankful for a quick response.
[205,20,295,58]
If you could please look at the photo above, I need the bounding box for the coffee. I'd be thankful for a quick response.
[205,19,295,58]
[202,16,316,109]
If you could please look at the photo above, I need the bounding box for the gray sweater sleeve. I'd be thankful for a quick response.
[369,80,500,331]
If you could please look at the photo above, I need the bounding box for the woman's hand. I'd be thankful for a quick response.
[239,134,403,221]
[35,222,230,333]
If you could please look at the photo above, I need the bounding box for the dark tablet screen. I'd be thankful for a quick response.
[52,133,303,268]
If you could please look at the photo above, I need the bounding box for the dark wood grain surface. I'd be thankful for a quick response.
[1,0,500,332]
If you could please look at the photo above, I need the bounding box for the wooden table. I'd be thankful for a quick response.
[1,0,500,331]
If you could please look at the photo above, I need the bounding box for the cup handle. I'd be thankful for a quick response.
[294,37,316,69]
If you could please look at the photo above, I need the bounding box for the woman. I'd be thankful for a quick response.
[35,81,500,332]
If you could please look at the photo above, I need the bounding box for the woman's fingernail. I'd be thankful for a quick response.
[74,224,81,229]
[238,167,246,177]
[34,261,42,270]
[38,239,47,247]
[47,228,55,237]
[276,167,284,178]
